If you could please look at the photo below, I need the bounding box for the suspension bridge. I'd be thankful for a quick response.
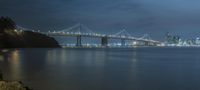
[16,24,161,47]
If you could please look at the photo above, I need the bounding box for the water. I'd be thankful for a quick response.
[1,47,200,90]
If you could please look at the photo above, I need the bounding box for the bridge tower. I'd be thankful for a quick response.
[139,34,152,46]
[121,39,125,47]
[101,36,108,47]
[114,29,132,47]
[76,35,82,47]
[58,23,95,47]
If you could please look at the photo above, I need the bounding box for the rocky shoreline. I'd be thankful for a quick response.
[0,81,31,90]
[0,71,31,90]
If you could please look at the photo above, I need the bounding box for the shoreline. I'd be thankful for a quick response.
[0,71,31,90]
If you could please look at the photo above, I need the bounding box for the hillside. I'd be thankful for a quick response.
[0,17,60,48]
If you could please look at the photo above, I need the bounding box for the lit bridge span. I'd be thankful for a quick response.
[17,24,161,47]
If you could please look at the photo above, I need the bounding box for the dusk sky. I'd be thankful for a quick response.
[1,0,200,40]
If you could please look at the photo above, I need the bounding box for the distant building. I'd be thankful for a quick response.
[196,37,200,45]
[165,32,180,44]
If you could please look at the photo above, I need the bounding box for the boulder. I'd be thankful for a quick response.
[0,81,31,90]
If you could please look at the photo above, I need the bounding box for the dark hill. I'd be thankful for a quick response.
[22,31,60,47]
[0,17,60,48]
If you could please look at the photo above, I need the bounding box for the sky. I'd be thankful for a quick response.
[1,0,200,41]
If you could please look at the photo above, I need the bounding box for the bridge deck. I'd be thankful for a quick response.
[47,33,160,43]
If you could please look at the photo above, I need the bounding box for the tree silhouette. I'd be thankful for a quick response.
[0,16,16,33]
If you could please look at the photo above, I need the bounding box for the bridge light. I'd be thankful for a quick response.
[14,29,17,32]
[133,41,137,45]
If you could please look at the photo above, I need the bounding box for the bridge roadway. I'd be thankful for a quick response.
[17,24,161,47]
[46,32,161,47]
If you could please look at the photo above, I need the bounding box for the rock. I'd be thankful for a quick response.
[0,81,31,90]
[0,70,2,80]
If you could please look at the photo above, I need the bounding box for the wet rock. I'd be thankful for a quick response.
[0,70,2,80]
[0,81,31,90]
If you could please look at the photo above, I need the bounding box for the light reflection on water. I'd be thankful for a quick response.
[9,50,22,80]
[1,48,200,90]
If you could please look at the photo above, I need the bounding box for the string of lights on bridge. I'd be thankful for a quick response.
[15,24,161,46]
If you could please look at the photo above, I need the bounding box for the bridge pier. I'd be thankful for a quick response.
[76,35,82,47]
[144,41,156,46]
[149,42,157,46]
[149,42,154,46]
[143,41,160,46]
[121,39,125,47]
[144,41,149,46]
[101,37,108,47]
[134,41,142,46]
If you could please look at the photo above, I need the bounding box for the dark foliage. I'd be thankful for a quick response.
[0,16,60,48]
[0,17,16,33]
